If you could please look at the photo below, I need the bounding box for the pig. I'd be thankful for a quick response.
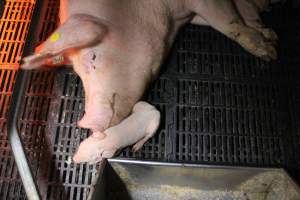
[73,101,160,163]
[22,0,278,163]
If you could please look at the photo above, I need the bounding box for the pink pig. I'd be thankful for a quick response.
[22,0,277,163]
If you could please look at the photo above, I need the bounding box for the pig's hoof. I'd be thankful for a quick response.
[235,27,277,61]
[253,43,277,61]
[257,44,277,61]
[257,28,278,44]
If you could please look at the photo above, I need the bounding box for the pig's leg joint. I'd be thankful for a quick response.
[102,149,118,159]
[132,135,152,152]
[132,108,160,152]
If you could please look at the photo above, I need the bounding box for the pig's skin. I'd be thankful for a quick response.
[22,0,278,162]
[73,101,160,164]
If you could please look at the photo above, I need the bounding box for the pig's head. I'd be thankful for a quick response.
[73,131,119,164]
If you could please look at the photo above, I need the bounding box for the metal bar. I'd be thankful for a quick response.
[108,158,281,170]
[7,0,46,199]
[7,71,40,200]
[87,160,107,200]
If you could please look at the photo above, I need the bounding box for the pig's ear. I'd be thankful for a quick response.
[21,14,107,70]
[37,14,107,56]
[21,52,72,70]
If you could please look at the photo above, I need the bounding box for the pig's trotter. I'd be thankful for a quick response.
[189,0,277,61]
[234,27,277,61]
[234,0,278,45]
[257,28,278,44]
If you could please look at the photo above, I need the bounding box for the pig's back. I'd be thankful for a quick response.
[59,0,191,26]
[60,0,147,24]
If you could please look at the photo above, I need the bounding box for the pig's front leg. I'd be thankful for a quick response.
[188,0,276,61]
[73,101,160,164]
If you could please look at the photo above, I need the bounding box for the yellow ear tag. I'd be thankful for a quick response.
[50,33,60,42]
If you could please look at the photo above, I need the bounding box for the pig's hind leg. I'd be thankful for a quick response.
[21,14,107,69]
[188,0,276,61]
[73,102,160,164]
